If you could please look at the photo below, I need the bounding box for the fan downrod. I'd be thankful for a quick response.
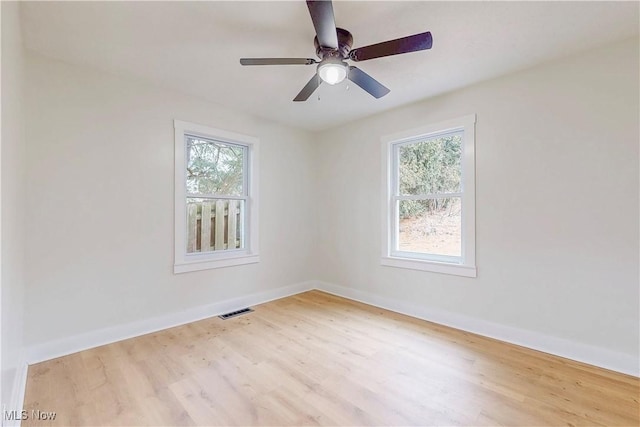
[314,27,353,59]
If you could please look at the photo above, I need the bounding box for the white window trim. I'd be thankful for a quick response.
[381,114,476,278]
[174,120,260,274]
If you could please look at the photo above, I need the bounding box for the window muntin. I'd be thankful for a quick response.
[174,120,259,273]
[382,115,476,277]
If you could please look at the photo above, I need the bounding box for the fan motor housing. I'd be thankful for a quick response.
[314,27,353,59]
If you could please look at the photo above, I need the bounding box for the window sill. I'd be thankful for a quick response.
[381,256,477,278]
[174,253,260,274]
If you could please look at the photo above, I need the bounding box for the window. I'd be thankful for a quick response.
[174,120,259,273]
[382,115,476,277]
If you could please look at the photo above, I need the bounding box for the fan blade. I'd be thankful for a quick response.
[348,66,390,99]
[240,58,317,66]
[306,0,338,49]
[293,74,321,102]
[349,31,433,62]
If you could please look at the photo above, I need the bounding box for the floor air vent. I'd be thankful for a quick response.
[219,307,253,320]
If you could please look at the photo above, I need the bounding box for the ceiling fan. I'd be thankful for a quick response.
[239,0,433,102]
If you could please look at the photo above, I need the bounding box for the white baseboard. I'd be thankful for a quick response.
[3,358,28,427]
[27,281,315,365]
[313,280,639,377]
[25,279,638,378]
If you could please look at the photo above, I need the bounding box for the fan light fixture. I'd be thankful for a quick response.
[317,59,348,85]
[239,0,434,101]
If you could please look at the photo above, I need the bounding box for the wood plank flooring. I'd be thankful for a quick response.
[23,291,639,426]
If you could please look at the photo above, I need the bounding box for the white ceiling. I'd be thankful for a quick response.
[20,1,639,132]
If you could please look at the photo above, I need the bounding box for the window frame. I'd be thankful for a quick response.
[381,114,476,278]
[174,120,259,274]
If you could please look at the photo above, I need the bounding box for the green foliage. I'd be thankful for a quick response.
[398,134,462,218]
[186,137,244,196]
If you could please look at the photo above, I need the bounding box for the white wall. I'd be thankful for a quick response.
[17,31,639,375]
[1,0,27,411]
[314,38,639,359]
[23,54,317,347]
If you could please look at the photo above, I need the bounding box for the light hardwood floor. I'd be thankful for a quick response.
[24,291,639,426]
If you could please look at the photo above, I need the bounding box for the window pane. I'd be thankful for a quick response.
[186,198,245,254]
[398,132,462,195]
[186,136,245,196]
[398,198,461,257]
